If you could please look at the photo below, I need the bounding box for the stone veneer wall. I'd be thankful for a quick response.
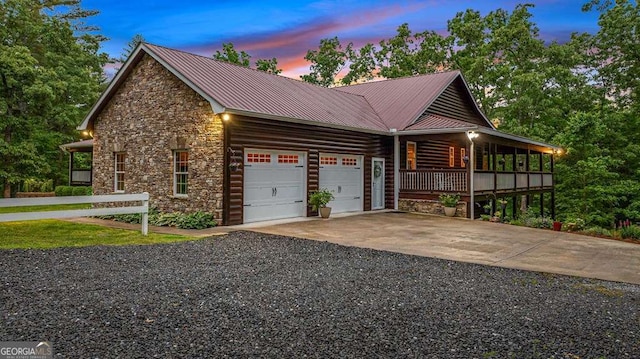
[399,199,468,218]
[92,54,224,220]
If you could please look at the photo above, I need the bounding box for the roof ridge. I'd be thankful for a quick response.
[144,42,360,92]
[142,42,387,127]
[335,69,461,90]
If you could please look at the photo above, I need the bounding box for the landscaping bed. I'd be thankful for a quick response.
[1,231,638,358]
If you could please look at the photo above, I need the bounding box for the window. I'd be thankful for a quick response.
[114,152,125,192]
[320,156,337,165]
[406,141,417,170]
[460,148,466,168]
[247,153,271,163]
[278,154,299,164]
[342,157,358,166]
[449,146,455,167]
[174,151,188,196]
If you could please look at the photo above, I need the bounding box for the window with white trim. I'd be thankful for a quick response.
[460,148,466,168]
[174,151,189,196]
[114,152,125,192]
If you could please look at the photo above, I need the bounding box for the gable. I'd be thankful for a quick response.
[424,77,492,128]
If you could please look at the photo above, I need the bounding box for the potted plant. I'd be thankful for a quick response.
[439,193,460,217]
[308,188,335,218]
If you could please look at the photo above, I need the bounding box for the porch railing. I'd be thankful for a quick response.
[71,169,92,185]
[400,169,467,192]
[400,170,553,193]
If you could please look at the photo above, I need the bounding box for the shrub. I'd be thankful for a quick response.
[176,212,217,229]
[308,188,334,211]
[101,209,217,229]
[72,186,87,196]
[55,186,73,196]
[619,225,640,240]
[581,226,612,237]
[40,179,54,192]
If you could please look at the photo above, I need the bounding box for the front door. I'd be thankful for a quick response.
[372,157,385,210]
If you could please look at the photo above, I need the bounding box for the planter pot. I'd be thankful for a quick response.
[553,221,562,231]
[319,207,332,219]
[444,207,456,217]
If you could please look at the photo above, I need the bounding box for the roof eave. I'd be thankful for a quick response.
[475,128,561,151]
[78,43,226,131]
[226,108,390,136]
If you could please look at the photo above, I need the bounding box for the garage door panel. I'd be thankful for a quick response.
[244,150,306,223]
[319,154,363,214]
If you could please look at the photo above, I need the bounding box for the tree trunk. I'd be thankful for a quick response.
[3,180,10,198]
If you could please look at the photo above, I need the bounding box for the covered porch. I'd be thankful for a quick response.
[396,129,558,219]
[59,139,94,186]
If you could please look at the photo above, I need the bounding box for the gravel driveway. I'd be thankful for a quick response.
[1,231,638,358]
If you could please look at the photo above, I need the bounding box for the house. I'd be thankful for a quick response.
[75,43,559,225]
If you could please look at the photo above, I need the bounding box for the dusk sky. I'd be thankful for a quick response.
[83,0,601,79]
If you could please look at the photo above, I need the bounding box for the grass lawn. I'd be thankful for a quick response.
[0,203,91,213]
[0,220,199,249]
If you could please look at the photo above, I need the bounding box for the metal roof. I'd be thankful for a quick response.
[405,113,478,131]
[77,43,558,151]
[336,71,463,130]
[59,139,94,152]
[145,44,389,132]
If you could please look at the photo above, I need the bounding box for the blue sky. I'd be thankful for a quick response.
[84,0,601,78]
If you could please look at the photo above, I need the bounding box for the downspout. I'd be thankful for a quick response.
[392,129,399,210]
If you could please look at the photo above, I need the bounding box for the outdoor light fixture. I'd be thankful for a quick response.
[466,131,479,140]
[222,113,231,121]
[463,155,469,164]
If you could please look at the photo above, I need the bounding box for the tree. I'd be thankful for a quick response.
[375,23,451,79]
[300,37,351,87]
[255,57,282,74]
[0,0,108,197]
[213,42,250,67]
[341,43,377,85]
[118,34,145,63]
[584,0,640,109]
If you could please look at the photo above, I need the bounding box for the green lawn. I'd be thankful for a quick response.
[0,203,91,213]
[0,220,200,249]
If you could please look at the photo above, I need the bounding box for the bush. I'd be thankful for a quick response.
[40,179,54,192]
[619,225,640,240]
[100,209,217,229]
[72,186,90,196]
[581,226,612,237]
[22,178,54,193]
[55,186,73,196]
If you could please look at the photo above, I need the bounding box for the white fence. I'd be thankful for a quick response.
[0,193,149,235]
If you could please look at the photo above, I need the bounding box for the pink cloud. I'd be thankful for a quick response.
[181,2,429,77]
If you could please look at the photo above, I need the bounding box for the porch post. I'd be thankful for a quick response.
[551,153,556,220]
[393,133,400,210]
[466,131,478,219]
[68,151,74,186]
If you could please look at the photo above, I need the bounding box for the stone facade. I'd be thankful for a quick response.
[399,199,468,218]
[93,54,225,220]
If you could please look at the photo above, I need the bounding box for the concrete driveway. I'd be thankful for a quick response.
[251,212,640,285]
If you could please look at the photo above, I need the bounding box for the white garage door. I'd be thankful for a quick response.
[243,150,306,223]
[319,154,363,214]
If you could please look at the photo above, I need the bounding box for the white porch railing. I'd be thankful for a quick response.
[400,170,554,193]
[400,170,467,192]
[0,193,149,235]
[71,170,92,184]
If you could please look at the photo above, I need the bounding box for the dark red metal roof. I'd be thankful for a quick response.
[336,71,461,131]
[404,113,477,131]
[145,44,389,132]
